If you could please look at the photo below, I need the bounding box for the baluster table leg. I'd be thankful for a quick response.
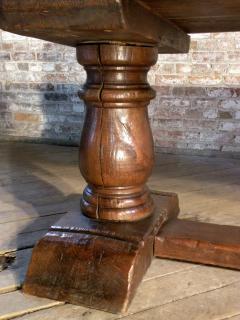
[23,44,179,314]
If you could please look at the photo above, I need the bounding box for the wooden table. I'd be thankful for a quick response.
[1,0,240,314]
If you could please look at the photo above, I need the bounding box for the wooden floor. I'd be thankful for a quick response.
[0,141,240,320]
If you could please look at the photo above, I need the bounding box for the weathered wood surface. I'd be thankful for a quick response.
[0,195,79,224]
[0,250,192,299]
[13,267,240,320]
[151,163,240,226]
[23,193,179,314]
[0,142,83,254]
[0,249,32,294]
[0,291,63,320]
[0,143,240,319]
[120,279,240,320]
[155,219,240,270]
[0,0,189,53]
[0,213,68,254]
[2,0,240,47]
[138,0,240,33]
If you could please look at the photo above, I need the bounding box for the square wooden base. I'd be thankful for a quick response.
[23,192,179,314]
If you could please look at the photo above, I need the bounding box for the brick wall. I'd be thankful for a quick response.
[1,30,240,156]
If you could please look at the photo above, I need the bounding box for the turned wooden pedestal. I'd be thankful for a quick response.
[23,43,240,313]
[2,0,240,315]
[76,44,156,222]
[24,44,170,313]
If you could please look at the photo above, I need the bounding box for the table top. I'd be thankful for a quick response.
[139,0,240,33]
[1,0,240,53]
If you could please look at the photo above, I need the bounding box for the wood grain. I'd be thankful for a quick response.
[155,219,240,270]
[0,143,240,319]
[0,249,32,294]
[0,291,63,320]
[77,44,158,221]
[4,0,240,40]
[0,0,189,53]
[138,0,240,33]
[23,192,179,314]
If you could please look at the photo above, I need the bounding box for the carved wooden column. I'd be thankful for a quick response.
[23,43,180,313]
[77,44,157,221]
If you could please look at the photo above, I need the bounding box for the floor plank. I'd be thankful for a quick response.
[0,249,32,294]
[120,281,240,320]
[127,265,240,315]
[0,229,47,255]
[13,265,240,320]
[0,194,80,224]
[0,291,63,320]
[0,213,66,254]
[0,142,240,320]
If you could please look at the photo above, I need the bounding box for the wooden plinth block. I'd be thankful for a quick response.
[23,192,179,314]
[155,219,240,270]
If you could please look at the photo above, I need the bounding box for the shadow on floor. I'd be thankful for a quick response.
[1,141,83,288]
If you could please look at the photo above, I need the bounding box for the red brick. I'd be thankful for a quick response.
[14,113,40,123]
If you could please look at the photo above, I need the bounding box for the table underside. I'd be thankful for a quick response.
[139,0,240,33]
[2,0,240,53]
[1,1,240,37]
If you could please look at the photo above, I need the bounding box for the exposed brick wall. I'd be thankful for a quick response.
[1,31,240,156]
[0,31,85,144]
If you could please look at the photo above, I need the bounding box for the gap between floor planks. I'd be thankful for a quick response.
[0,143,240,319]
[9,267,240,320]
[0,255,197,319]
